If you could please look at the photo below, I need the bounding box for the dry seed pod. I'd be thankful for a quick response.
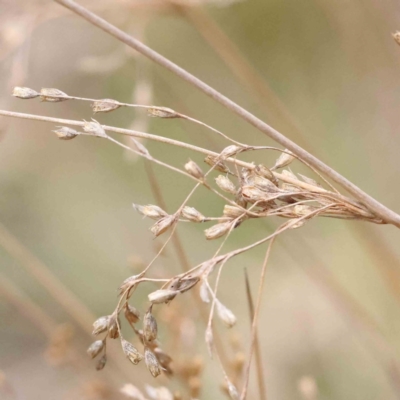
[273,149,294,170]
[199,280,210,303]
[184,159,204,180]
[12,86,39,99]
[216,300,237,327]
[143,309,158,342]
[281,169,298,181]
[255,164,277,183]
[108,315,120,339]
[220,145,243,158]
[119,274,140,295]
[40,88,68,102]
[393,31,400,46]
[182,206,205,222]
[241,185,271,202]
[223,205,243,219]
[125,304,140,324]
[148,106,178,118]
[131,137,150,157]
[52,126,79,140]
[87,340,104,359]
[215,175,236,194]
[253,175,279,192]
[153,348,172,371]
[204,155,229,173]
[144,347,162,378]
[121,339,143,365]
[150,215,175,237]
[83,119,107,137]
[133,204,168,220]
[92,316,110,336]
[148,289,177,304]
[91,99,121,113]
[96,354,107,370]
[204,222,232,240]
[168,275,200,293]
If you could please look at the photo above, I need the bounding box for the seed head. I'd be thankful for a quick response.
[96,354,107,370]
[143,309,158,342]
[121,339,143,365]
[91,99,121,113]
[204,155,229,173]
[150,215,175,237]
[147,107,178,118]
[241,185,271,202]
[184,159,204,180]
[273,150,295,170]
[92,316,110,335]
[133,204,168,220]
[144,347,162,378]
[124,304,140,324]
[108,315,120,339]
[40,88,68,102]
[83,119,107,138]
[255,164,277,183]
[223,205,243,219]
[215,175,236,194]
[204,222,232,240]
[12,86,39,99]
[219,145,243,159]
[182,206,205,222]
[148,289,177,304]
[87,340,105,359]
[52,126,79,140]
[216,300,237,327]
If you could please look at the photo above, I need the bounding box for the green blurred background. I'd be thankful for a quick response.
[1,0,400,399]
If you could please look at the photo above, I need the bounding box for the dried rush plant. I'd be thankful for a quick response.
[2,1,400,399]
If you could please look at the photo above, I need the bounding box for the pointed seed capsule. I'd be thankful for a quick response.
[40,88,68,102]
[96,354,107,370]
[185,160,204,180]
[143,309,158,342]
[215,175,236,194]
[133,204,168,220]
[87,340,104,359]
[150,215,175,237]
[53,126,79,140]
[272,150,294,170]
[124,304,140,324]
[121,339,143,365]
[91,99,121,113]
[92,316,110,336]
[12,86,39,99]
[144,347,162,377]
[204,222,232,240]
[148,289,177,304]
[182,206,205,222]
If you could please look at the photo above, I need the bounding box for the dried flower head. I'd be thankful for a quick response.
[144,347,162,378]
[92,99,121,113]
[150,215,175,237]
[273,149,295,169]
[204,155,229,173]
[204,222,232,240]
[148,289,177,304]
[253,175,279,192]
[12,86,39,99]
[147,107,178,118]
[92,316,110,336]
[216,300,237,327]
[108,314,120,339]
[184,159,204,180]
[133,204,168,220]
[220,145,243,159]
[125,304,140,324]
[223,205,243,219]
[121,339,143,365]
[143,309,158,342]
[87,340,105,359]
[53,126,79,140]
[96,354,107,370]
[40,88,68,102]
[215,175,236,194]
[83,119,107,138]
[182,206,205,222]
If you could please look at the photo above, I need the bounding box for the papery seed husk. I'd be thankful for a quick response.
[204,155,229,173]
[253,175,279,192]
[255,164,276,182]
[12,86,39,99]
[204,222,232,240]
[53,126,79,140]
[184,160,204,180]
[220,145,242,158]
[199,280,210,303]
[298,173,319,187]
[148,107,178,118]
[150,215,175,237]
[182,206,205,222]
[40,88,68,102]
[281,169,298,181]
[241,185,270,202]
[125,304,140,324]
[133,204,168,220]
[145,347,162,378]
[83,119,107,137]
[273,149,295,169]
[148,289,177,304]
[294,205,313,216]
[122,339,143,365]
[223,205,243,219]
[215,175,236,194]
[143,310,158,342]
[92,316,110,335]
[108,315,120,339]
[216,300,237,327]
[87,340,104,359]
[153,347,172,368]
[96,354,107,370]
[167,276,200,293]
[91,99,120,113]
[131,137,150,157]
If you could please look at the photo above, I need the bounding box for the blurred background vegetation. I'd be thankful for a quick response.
[1,0,400,399]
